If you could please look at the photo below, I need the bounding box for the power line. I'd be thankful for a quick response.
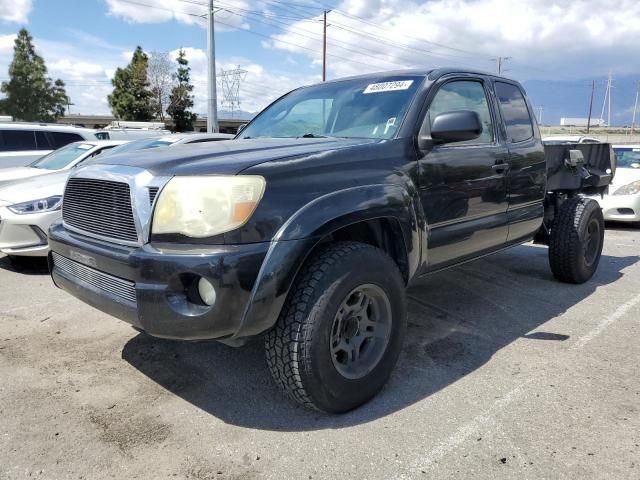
[113,0,408,72]
[259,0,492,63]
[218,8,411,69]
[262,0,496,58]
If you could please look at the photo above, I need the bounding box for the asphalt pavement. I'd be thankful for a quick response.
[0,225,638,479]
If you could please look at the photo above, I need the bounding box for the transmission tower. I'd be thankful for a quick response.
[218,65,247,118]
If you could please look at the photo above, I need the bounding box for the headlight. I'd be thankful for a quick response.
[613,180,640,196]
[152,176,265,238]
[8,195,62,215]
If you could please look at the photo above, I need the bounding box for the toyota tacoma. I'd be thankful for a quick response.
[48,69,614,413]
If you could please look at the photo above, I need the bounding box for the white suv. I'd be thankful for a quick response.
[0,123,107,168]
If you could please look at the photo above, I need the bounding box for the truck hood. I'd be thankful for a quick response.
[0,171,69,206]
[0,166,47,187]
[90,137,382,176]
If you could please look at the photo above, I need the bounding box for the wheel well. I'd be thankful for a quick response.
[319,218,409,284]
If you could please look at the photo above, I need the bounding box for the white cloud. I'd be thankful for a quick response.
[64,29,126,52]
[266,0,640,81]
[104,0,250,30]
[169,48,316,115]
[0,34,16,56]
[0,0,32,23]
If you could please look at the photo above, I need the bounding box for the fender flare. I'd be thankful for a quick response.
[233,183,425,339]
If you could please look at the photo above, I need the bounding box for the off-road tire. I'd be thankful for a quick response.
[265,241,406,413]
[549,197,604,284]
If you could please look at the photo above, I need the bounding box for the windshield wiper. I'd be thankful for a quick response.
[300,133,327,138]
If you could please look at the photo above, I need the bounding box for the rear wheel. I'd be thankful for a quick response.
[548,197,604,284]
[265,241,406,413]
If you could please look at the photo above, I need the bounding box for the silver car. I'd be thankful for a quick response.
[0,133,233,257]
[596,145,640,225]
[0,140,126,187]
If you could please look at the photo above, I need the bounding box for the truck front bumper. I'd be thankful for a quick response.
[48,222,271,341]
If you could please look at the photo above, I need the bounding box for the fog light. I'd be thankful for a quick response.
[197,278,217,306]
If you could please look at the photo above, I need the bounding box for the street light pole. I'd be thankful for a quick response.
[322,10,329,82]
[207,0,219,133]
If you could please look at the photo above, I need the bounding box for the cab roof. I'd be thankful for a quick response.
[320,67,512,85]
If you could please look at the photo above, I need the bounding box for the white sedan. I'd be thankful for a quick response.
[0,140,126,187]
[0,133,233,257]
[0,171,69,257]
[597,145,640,225]
[542,135,600,145]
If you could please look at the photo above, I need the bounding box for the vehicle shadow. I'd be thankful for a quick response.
[605,221,640,232]
[121,244,639,431]
[0,255,49,275]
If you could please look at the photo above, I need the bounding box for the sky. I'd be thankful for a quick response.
[0,0,639,125]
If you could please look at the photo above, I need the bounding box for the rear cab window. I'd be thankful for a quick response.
[494,82,534,143]
[613,148,640,168]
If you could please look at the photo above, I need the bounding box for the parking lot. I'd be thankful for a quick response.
[0,226,638,479]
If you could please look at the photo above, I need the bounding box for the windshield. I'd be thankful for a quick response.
[614,148,640,168]
[238,76,423,140]
[101,137,178,156]
[30,143,95,170]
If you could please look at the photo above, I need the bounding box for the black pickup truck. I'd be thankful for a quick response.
[48,69,614,413]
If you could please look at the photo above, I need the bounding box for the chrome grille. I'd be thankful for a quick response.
[52,252,136,304]
[148,186,159,205]
[63,178,138,243]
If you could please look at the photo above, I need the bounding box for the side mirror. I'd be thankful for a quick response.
[430,110,483,144]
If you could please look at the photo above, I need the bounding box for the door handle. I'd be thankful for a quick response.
[492,162,510,173]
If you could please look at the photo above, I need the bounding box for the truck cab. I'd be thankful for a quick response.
[48,69,609,413]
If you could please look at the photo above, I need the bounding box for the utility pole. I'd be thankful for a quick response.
[207,0,219,133]
[600,71,612,127]
[586,79,595,133]
[631,80,639,134]
[322,10,329,81]
[66,96,74,116]
[608,73,612,128]
[493,56,511,75]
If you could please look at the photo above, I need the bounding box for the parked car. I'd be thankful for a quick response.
[100,132,234,156]
[48,68,612,413]
[542,135,600,145]
[595,145,640,225]
[98,128,171,140]
[0,133,232,258]
[0,140,126,187]
[0,123,108,168]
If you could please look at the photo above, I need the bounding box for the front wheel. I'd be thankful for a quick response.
[548,197,605,284]
[265,241,406,413]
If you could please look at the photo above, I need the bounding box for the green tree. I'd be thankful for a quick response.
[108,46,154,121]
[167,49,197,131]
[0,28,68,122]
